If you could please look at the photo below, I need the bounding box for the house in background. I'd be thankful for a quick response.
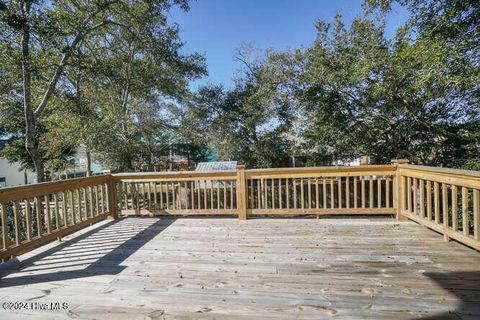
[50,145,108,180]
[0,139,36,187]
[0,141,107,187]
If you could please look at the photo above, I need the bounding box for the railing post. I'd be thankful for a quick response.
[107,175,118,219]
[236,165,247,220]
[0,203,8,252]
[392,159,409,220]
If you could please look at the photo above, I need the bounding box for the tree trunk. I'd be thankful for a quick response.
[21,0,45,183]
[86,150,92,177]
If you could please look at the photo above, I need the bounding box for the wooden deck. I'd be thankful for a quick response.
[0,217,479,319]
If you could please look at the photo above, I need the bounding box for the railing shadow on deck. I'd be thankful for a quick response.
[424,271,480,319]
[0,217,174,288]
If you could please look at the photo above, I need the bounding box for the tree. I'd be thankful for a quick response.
[181,45,292,168]
[262,4,479,167]
[0,0,202,181]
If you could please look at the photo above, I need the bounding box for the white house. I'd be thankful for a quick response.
[0,140,107,188]
[0,140,36,187]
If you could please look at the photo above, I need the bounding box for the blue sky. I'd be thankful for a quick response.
[169,0,410,90]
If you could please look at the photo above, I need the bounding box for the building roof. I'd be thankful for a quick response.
[195,161,237,171]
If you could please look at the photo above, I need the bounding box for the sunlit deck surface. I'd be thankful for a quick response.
[0,217,479,319]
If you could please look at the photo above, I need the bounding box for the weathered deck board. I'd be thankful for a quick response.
[0,217,479,319]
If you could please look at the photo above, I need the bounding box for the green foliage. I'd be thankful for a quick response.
[260,2,479,167]
[1,0,478,173]
[0,0,207,176]
[181,45,293,168]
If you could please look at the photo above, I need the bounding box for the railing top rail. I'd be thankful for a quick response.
[398,164,480,180]
[0,174,110,203]
[245,164,396,177]
[112,170,237,181]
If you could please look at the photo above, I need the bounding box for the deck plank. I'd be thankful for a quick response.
[0,216,479,319]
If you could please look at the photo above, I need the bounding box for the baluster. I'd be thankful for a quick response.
[230,180,234,209]
[45,195,51,234]
[123,182,128,210]
[346,176,350,209]
[369,176,374,209]
[250,178,254,209]
[353,176,358,209]
[474,189,479,240]
[323,177,327,209]
[13,201,20,245]
[69,190,75,224]
[203,180,207,210]
[161,182,165,209]
[377,176,382,208]
[263,179,267,209]
[224,181,228,210]
[386,176,390,208]
[300,177,305,209]
[272,178,275,210]
[154,182,158,208]
[361,177,366,209]
[462,187,468,235]
[88,186,94,217]
[34,196,42,237]
[216,181,220,210]
[434,182,440,223]
[407,177,412,212]
[82,188,88,220]
[286,178,290,209]
[293,178,297,209]
[53,193,60,229]
[95,186,100,215]
[0,203,8,250]
[419,180,425,217]
[451,185,458,231]
[308,177,312,209]
[209,180,214,210]
[426,181,432,220]
[24,199,32,241]
[279,178,283,209]
[330,177,335,209]
[191,181,195,210]
[442,183,448,229]
[139,183,145,210]
[148,183,152,209]
[338,176,342,209]
[413,178,418,215]
[75,189,81,222]
[165,182,170,210]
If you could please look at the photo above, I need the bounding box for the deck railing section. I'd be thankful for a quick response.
[245,165,397,216]
[112,170,238,216]
[0,175,112,260]
[398,165,480,250]
[1,162,479,260]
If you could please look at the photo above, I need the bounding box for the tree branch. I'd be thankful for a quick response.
[33,19,125,117]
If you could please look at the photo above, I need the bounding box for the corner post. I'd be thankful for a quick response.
[392,159,409,220]
[236,165,247,220]
[107,175,118,219]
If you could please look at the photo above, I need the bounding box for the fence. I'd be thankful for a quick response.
[0,175,113,260]
[0,162,479,260]
[398,165,480,251]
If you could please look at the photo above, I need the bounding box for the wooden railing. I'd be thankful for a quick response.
[112,170,239,216]
[0,162,479,260]
[244,165,397,216]
[398,165,480,251]
[0,175,114,260]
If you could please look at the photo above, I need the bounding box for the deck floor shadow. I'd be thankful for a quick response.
[0,217,479,319]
